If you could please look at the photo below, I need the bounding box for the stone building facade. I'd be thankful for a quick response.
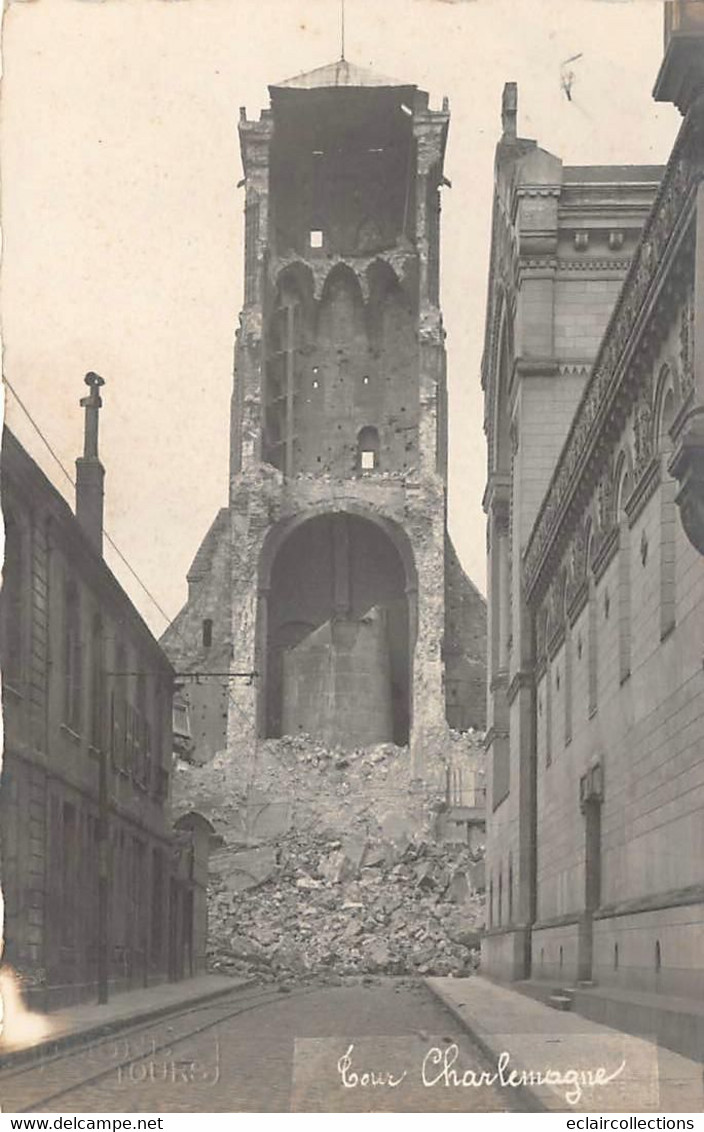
[163,59,486,773]
[0,380,209,1009]
[481,2,704,1024]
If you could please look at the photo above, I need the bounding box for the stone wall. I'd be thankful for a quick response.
[444,535,487,730]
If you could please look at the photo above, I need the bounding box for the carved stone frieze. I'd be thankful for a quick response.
[523,95,704,598]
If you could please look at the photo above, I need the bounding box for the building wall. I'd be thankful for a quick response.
[0,430,182,1008]
[161,509,232,763]
[481,87,666,983]
[529,270,704,995]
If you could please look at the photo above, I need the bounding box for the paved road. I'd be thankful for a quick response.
[7,979,518,1113]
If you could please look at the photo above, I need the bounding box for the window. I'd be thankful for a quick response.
[309,230,323,249]
[61,802,77,946]
[135,671,147,784]
[617,468,632,684]
[202,618,213,649]
[1,510,23,691]
[507,853,513,923]
[112,641,127,768]
[64,582,82,731]
[545,658,553,766]
[357,425,380,472]
[564,624,573,746]
[587,545,597,717]
[90,614,104,748]
[659,388,676,638]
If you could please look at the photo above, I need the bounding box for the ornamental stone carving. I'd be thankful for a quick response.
[523,96,704,597]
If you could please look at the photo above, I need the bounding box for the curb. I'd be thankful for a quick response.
[0,977,258,1072]
[422,977,547,1113]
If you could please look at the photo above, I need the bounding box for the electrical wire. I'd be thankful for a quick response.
[4,377,178,632]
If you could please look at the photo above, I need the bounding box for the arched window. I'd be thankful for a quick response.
[616,460,632,684]
[202,618,213,649]
[357,426,380,472]
[564,580,573,746]
[658,386,677,639]
[587,531,598,716]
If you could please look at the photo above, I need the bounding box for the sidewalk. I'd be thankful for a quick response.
[426,975,704,1113]
[0,974,254,1069]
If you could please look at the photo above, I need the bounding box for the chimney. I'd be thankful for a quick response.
[76,372,105,554]
[501,82,518,142]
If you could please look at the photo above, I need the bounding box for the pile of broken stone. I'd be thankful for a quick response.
[208,831,484,982]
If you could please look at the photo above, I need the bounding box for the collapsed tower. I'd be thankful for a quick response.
[163,59,486,773]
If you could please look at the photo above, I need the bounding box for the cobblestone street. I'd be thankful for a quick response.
[4,980,516,1114]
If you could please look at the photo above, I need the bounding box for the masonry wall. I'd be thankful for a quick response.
[531,285,704,995]
[444,535,487,731]
[282,609,394,746]
[1,433,178,1007]
[161,508,232,763]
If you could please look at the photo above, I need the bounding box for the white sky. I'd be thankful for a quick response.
[1,0,680,637]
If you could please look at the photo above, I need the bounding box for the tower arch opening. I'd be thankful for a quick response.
[260,511,414,748]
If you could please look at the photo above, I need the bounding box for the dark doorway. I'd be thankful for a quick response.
[263,512,412,747]
[579,796,602,982]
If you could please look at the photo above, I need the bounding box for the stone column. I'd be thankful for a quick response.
[233,113,273,477]
[407,482,447,779]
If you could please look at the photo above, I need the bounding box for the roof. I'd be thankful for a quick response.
[270,58,412,92]
[562,165,664,184]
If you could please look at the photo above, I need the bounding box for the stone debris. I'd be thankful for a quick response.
[208,829,484,982]
[173,729,486,982]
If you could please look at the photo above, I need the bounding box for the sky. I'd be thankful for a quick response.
[1,0,681,638]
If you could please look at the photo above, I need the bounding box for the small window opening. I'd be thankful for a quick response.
[614,943,619,970]
[559,945,564,969]
[310,230,323,249]
[362,375,370,386]
[202,619,213,648]
[357,425,380,472]
[655,940,661,973]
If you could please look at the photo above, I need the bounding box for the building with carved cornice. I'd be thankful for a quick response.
[162,60,486,776]
[480,3,704,1050]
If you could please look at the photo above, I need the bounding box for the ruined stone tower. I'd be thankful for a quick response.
[163,59,486,771]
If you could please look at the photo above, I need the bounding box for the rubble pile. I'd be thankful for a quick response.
[173,730,486,981]
[208,830,484,982]
[173,729,485,844]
